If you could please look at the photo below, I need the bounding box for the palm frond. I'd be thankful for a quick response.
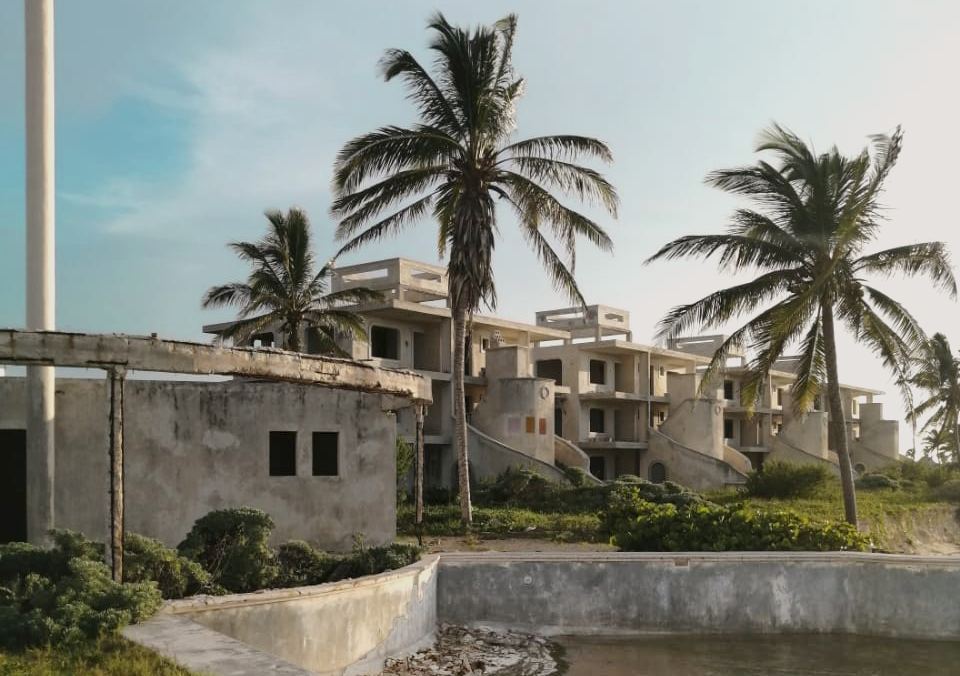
[332,125,460,195]
[855,242,957,298]
[498,135,614,163]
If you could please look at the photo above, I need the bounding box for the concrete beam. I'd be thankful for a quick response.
[0,329,432,405]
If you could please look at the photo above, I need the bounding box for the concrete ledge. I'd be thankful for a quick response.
[124,551,960,676]
[122,614,314,676]
[0,328,432,404]
[143,556,439,676]
[437,551,960,640]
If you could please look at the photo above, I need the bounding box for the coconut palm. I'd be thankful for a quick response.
[202,208,380,355]
[908,333,960,463]
[330,12,618,523]
[646,124,955,526]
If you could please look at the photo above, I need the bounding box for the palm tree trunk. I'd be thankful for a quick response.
[452,307,473,524]
[822,303,858,527]
[288,320,302,352]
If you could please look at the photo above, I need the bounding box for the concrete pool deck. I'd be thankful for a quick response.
[123,551,960,676]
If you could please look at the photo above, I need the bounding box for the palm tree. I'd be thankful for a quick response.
[646,124,955,526]
[330,13,618,523]
[202,208,381,355]
[908,333,960,463]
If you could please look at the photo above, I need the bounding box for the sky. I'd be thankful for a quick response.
[1,1,959,452]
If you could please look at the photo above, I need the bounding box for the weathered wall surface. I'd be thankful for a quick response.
[645,429,747,489]
[467,425,567,483]
[0,378,397,550]
[767,435,841,476]
[437,552,960,640]
[173,556,439,676]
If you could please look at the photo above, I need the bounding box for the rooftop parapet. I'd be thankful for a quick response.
[669,335,745,363]
[331,258,448,305]
[535,305,631,342]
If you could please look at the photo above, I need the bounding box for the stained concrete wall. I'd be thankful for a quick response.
[437,552,960,640]
[0,378,397,550]
[467,425,567,483]
[645,429,748,488]
[473,346,555,464]
[167,556,439,676]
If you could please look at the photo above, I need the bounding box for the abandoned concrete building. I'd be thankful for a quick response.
[0,330,430,554]
[203,257,901,491]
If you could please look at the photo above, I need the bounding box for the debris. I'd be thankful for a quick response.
[380,625,561,676]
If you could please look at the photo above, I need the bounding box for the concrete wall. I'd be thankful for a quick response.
[437,552,960,640]
[0,378,398,551]
[659,373,723,461]
[779,393,829,459]
[767,435,841,476]
[853,403,898,464]
[645,429,748,488]
[467,425,567,483]
[473,346,555,464]
[168,556,439,676]
[125,552,960,676]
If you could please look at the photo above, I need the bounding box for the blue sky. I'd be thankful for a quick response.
[2,1,959,449]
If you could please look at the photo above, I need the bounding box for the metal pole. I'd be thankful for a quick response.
[108,368,125,582]
[24,0,56,545]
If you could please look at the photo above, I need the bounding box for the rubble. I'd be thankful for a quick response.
[380,625,562,676]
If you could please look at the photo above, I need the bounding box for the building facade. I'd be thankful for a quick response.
[203,257,901,490]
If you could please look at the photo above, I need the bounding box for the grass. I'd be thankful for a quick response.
[402,462,960,552]
[0,634,202,676]
[706,474,959,550]
[398,504,603,541]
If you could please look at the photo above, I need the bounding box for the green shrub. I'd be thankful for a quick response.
[855,473,900,491]
[326,542,422,583]
[274,541,336,588]
[609,500,869,552]
[0,531,161,649]
[177,508,278,593]
[932,479,960,502]
[396,436,415,505]
[744,461,830,499]
[563,466,588,487]
[123,533,211,599]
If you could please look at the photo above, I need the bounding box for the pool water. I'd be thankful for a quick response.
[557,634,960,676]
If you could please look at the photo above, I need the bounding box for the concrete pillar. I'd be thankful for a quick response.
[24,0,56,545]
[109,368,126,582]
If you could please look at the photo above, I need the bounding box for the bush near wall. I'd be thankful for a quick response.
[0,531,161,650]
[609,499,869,552]
[123,533,212,599]
[177,508,278,594]
[744,461,831,499]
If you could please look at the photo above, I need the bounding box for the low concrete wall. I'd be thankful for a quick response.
[437,552,960,640]
[156,556,439,676]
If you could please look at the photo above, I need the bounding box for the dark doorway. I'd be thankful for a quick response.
[589,456,605,480]
[554,407,563,436]
[0,429,27,543]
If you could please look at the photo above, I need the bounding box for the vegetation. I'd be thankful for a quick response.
[0,633,198,676]
[744,461,831,499]
[330,12,619,524]
[0,531,161,650]
[609,500,869,552]
[176,507,278,594]
[907,332,960,463]
[646,124,956,527]
[403,464,959,553]
[122,533,210,600]
[201,207,380,354]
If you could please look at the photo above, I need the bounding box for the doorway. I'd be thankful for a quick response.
[0,429,27,543]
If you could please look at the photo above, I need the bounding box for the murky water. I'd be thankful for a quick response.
[558,634,960,676]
